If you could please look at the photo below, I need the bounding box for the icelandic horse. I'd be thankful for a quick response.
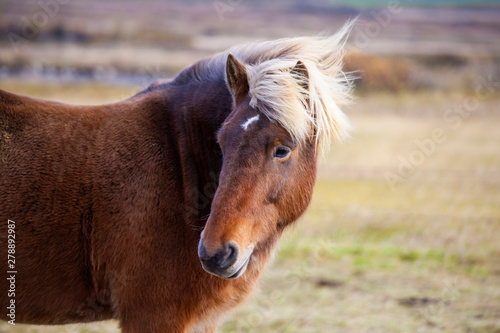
[0,24,353,332]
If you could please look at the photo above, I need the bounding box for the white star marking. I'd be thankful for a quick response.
[241,115,260,131]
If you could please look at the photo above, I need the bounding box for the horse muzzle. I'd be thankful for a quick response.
[197,240,252,279]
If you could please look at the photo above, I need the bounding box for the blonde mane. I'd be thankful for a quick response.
[188,22,354,152]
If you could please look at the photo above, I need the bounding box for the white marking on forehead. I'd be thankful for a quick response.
[241,115,260,131]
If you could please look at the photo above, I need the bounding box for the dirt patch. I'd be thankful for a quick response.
[398,296,442,307]
[314,278,344,289]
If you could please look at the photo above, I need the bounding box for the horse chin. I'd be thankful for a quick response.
[226,254,251,279]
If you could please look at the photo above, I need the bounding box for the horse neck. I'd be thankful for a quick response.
[167,79,234,228]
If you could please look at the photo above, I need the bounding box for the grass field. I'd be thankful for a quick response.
[0,81,498,333]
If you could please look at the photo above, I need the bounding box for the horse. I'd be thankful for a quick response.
[0,23,353,332]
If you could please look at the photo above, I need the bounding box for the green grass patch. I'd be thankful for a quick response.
[278,235,488,276]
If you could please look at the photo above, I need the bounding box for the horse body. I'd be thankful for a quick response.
[0,83,255,331]
[0,25,353,332]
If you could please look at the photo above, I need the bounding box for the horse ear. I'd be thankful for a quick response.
[291,60,309,91]
[225,53,249,105]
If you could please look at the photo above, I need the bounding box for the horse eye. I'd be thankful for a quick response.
[274,146,291,159]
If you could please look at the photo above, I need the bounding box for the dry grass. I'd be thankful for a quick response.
[1,0,499,95]
[0,82,499,332]
[344,53,410,92]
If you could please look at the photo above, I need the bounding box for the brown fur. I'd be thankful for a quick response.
[0,53,318,332]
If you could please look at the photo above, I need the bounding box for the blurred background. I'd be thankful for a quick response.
[1,0,499,332]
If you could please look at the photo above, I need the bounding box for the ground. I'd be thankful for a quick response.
[0,82,498,333]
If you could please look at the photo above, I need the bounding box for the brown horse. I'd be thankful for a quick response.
[0,25,353,332]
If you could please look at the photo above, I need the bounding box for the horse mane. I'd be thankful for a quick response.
[173,22,354,152]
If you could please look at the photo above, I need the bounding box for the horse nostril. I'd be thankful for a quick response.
[219,242,239,269]
[198,240,239,272]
